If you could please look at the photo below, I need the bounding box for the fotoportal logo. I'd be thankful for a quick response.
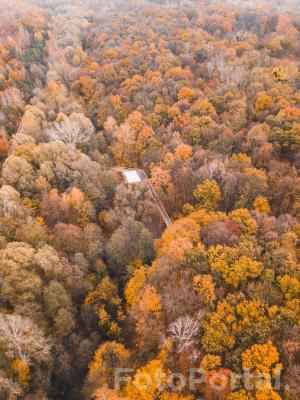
[114,367,282,393]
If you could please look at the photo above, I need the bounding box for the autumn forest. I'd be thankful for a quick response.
[0,0,299,399]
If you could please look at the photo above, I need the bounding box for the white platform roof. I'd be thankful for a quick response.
[123,169,142,184]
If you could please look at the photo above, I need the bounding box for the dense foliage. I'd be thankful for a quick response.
[0,0,299,399]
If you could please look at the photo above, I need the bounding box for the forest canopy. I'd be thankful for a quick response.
[0,0,299,399]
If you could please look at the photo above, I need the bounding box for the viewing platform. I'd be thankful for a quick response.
[112,167,172,229]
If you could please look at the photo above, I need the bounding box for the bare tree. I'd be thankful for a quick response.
[0,373,22,400]
[0,88,24,107]
[0,314,51,365]
[202,158,226,180]
[49,57,80,87]
[48,113,95,146]
[168,311,204,353]
[15,25,30,55]
[207,54,249,87]
[0,185,25,219]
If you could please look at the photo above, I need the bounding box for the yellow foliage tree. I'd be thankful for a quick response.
[208,246,263,288]
[229,209,257,235]
[190,99,216,116]
[272,67,287,82]
[61,187,89,227]
[253,196,271,214]
[193,274,216,304]
[242,341,279,374]
[231,153,252,168]
[84,276,123,337]
[228,256,263,288]
[200,354,221,371]
[194,180,221,211]
[174,144,193,160]
[88,342,130,388]
[201,300,236,353]
[255,390,281,400]
[177,87,196,103]
[165,237,194,262]
[11,359,31,387]
[166,67,184,79]
[156,217,200,257]
[125,359,169,400]
[140,286,162,314]
[235,300,268,329]
[228,390,253,400]
[160,394,194,400]
[255,92,273,113]
[125,267,147,306]
[277,275,300,300]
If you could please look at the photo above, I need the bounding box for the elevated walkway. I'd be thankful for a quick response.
[113,167,172,229]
